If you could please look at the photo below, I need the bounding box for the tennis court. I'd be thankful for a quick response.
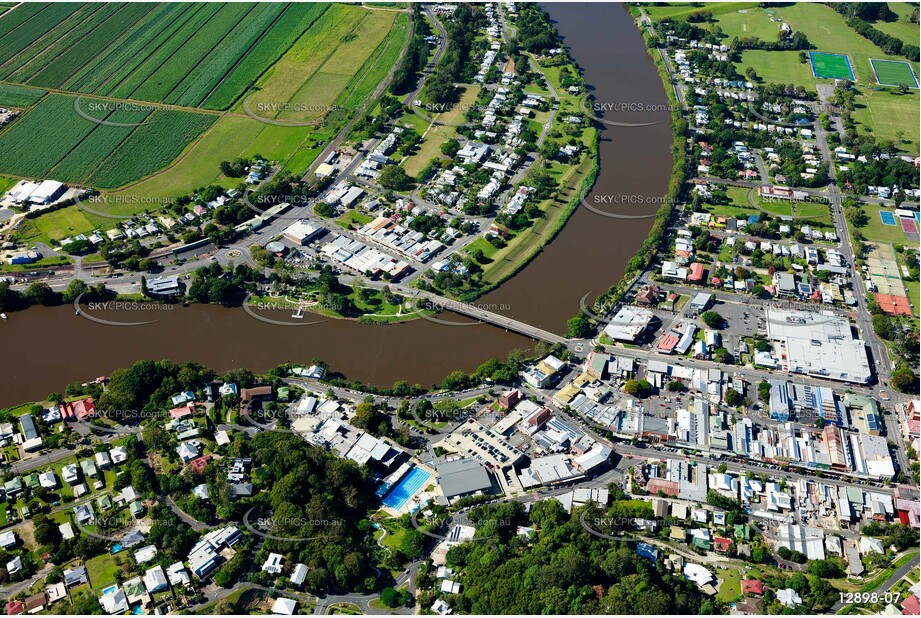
[900,215,919,242]
[810,52,855,80]
[879,210,897,226]
[870,58,919,88]
[867,246,907,297]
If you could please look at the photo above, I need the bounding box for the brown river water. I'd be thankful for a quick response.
[0,4,673,406]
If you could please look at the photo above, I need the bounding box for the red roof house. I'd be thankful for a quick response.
[741,579,764,596]
[169,405,195,420]
[714,536,732,553]
[61,398,96,421]
[902,594,920,616]
[5,601,23,616]
[189,455,213,474]
[688,262,706,283]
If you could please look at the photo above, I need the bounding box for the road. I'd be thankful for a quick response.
[6,446,75,475]
[636,6,686,111]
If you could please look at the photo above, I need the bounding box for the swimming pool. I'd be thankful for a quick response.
[381,466,431,510]
[101,585,118,596]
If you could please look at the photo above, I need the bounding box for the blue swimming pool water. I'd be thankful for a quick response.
[102,585,118,596]
[131,604,144,615]
[880,210,896,226]
[381,466,431,510]
[110,543,123,554]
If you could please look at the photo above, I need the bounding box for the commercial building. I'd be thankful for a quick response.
[603,307,656,342]
[436,458,494,502]
[765,308,871,384]
[282,220,326,245]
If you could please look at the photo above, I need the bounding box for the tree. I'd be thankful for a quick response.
[872,314,895,340]
[891,368,917,394]
[378,166,415,191]
[62,279,88,303]
[700,310,724,329]
[24,282,59,306]
[314,202,335,217]
[712,348,732,364]
[566,315,592,338]
[724,388,743,407]
[666,380,687,392]
[441,138,461,157]
[807,559,844,578]
[624,380,652,398]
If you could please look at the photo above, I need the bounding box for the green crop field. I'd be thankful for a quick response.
[871,58,919,88]
[21,4,157,89]
[85,110,217,188]
[0,94,101,177]
[0,4,86,66]
[0,94,216,185]
[0,0,407,232]
[0,2,333,110]
[48,107,152,182]
[203,3,329,109]
[241,5,394,122]
[104,4,404,201]
[0,83,45,107]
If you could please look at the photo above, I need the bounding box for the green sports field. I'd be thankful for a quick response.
[871,58,919,88]
[810,52,854,80]
[645,2,758,22]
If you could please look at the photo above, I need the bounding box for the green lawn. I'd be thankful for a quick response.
[758,199,793,217]
[86,553,120,591]
[904,279,919,318]
[716,567,743,603]
[854,203,911,244]
[737,49,817,90]
[0,176,18,197]
[402,85,480,176]
[793,201,832,223]
[724,3,920,152]
[871,3,921,47]
[464,236,500,260]
[13,207,96,245]
[336,209,373,230]
[708,6,785,41]
[778,4,918,84]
